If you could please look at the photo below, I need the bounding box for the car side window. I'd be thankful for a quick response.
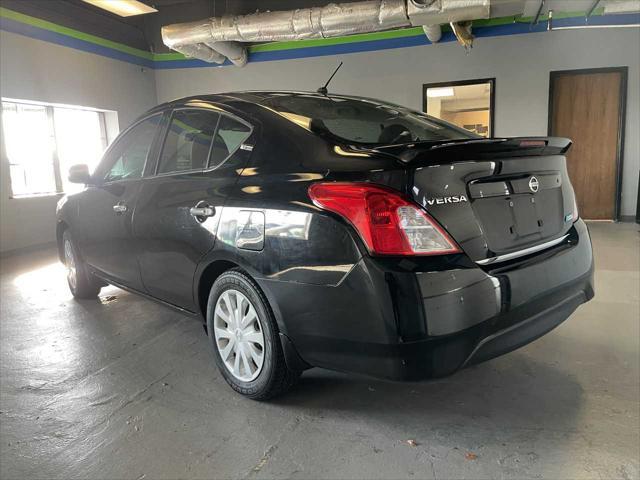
[101,114,161,182]
[157,110,220,175]
[209,115,252,169]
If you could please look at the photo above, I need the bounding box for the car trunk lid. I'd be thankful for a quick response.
[370,137,577,263]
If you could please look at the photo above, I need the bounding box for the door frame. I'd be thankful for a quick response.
[547,66,628,221]
[422,77,496,137]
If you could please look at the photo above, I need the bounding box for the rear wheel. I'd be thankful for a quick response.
[207,269,300,399]
[62,230,101,299]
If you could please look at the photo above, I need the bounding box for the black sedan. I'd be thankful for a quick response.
[56,91,594,399]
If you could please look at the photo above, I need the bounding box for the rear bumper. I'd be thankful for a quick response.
[259,220,594,380]
[383,272,592,380]
[464,289,587,367]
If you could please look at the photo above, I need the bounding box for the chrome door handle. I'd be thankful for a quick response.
[190,205,215,218]
[113,204,128,214]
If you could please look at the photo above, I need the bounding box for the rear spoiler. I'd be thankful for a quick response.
[372,137,572,165]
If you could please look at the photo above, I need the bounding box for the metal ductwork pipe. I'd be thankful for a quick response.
[162,0,410,46]
[161,0,496,66]
[170,41,246,67]
[205,41,248,67]
[407,0,489,25]
[172,43,226,64]
[422,24,442,42]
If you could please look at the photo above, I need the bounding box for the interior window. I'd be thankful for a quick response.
[424,80,494,137]
[157,110,220,174]
[1,102,57,195]
[209,115,252,169]
[1,100,108,196]
[102,114,161,182]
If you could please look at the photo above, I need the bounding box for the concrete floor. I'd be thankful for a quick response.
[0,222,638,480]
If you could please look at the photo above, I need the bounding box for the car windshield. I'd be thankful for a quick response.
[263,93,479,146]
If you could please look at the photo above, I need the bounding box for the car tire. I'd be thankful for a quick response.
[207,269,301,399]
[62,230,102,299]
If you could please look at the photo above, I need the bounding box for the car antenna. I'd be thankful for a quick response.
[317,62,343,95]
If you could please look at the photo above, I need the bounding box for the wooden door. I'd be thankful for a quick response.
[549,69,625,220]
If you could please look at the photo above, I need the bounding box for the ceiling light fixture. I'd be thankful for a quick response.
[426,87,455,98]
[81,0,158,17]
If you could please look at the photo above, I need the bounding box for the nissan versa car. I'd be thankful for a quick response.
[56,91,594,399]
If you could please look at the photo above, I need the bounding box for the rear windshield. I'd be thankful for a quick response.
[263,94,478,146]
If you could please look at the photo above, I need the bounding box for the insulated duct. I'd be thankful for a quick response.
[422,24,442,42]
[172,41,246,67]
[205,41,248,67]
[162,0,500,65]
[172,43,226,64]
[162,0,410,46]
[407,0,489,26]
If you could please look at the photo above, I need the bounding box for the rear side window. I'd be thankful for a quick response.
[101,114,162,182]
[157,110,220,174]
[209,116,252,169]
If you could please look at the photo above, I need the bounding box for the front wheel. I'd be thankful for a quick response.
[62,230,102,299]
[207,269,300,399]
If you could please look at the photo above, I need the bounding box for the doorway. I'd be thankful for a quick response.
[548,67,627,220]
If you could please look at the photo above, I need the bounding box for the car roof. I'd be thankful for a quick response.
[152,90,381,112]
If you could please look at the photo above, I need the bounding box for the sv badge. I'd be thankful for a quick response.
[425,195,468,206]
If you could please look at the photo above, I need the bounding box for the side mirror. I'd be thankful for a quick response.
[68,164,91,184]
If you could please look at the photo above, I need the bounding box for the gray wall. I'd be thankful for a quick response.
[156,27,640,217]
[0,31,157,254]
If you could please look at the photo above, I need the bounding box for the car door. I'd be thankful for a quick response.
[133,106,254,310]
[78,113,165,291]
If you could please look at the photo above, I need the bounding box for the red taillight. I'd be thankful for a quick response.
[308,182,461,256]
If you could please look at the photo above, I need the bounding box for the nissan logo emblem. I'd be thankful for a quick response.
[529,176,540,193]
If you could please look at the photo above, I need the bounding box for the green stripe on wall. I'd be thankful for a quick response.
[153,52,187,61]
